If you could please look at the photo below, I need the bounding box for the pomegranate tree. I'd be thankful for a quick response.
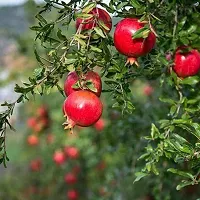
[173,47,200,78]
[114,18,156,65]
[64,71,102,97]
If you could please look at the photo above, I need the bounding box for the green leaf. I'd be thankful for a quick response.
[167,168,194,180]
[187,25,197,34]
[36,14,47,24]
[126,101,135,113]
[33,68,44,79]
[172,134,189,144]
[76,13,93,20]
[64,58,77,65]
[98,20,110,31]
[133,172,149,183]
[34,49,44,66]
[94,27,106,38]
[57,29,67,41]
[151,124,160,139]
[72,81,81,89]
[178,16,187,30]
[130,0,141,8]
[176,181,194,190]
[86,81,97,93]
[181,76,200,85]
[132,27,150,39]
[82,2,96,13]
[30,26,42,31]
[116,2,129,10]
[90,45,102,53]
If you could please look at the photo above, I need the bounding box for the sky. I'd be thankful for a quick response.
[0,0,109,6]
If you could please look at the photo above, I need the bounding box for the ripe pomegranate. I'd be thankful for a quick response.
[114,18,156,65]
[64,71,102,97]
[173,46,200,78]
[143,85,154,96]
[76,7,112,32]
[67,190,79,200]
[94,118,105,131]
[36,105,48,118]
[27,117,37,129]
[64,146,79,159]
[63,91,103,128]
[30,159,42,172]
[64,173,77,184]
[53,150,65,165]
[27,134,39,146]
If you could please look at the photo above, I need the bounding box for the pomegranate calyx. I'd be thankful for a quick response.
[126,57,139,66]
[62,116,76,134]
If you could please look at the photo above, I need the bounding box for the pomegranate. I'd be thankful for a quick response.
[63,91,103,128]
[143,85,154,96]
[30,159,42,172]
[53,150,65,165]
[165,53,172,61]
[27,134,39,146]
[114,18,156,65]
[64,71,102,97]
[27,117,37,129]
[67,190,79,200]
[64,173,77,184]
[173,46,200,78]
[94,118,105,131]
[64,146,79,159]
[36,105,48,118]
[76,7,112,32]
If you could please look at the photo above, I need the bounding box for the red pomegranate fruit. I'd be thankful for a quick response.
[27,117,37,129]
[64,71,102,97]
[63,90,103,128]
[64,146,79,159]
[173,46,200,78]
[67,190,79,200]
[53,150,65,165]
[76,7,112,32]
[114,18,156,65]
[30,159,42,172]
[27,134,39,146]
[64,173,77,184]
[36,105,48,118]
[143,85,154,96]
[94,118,105,131]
